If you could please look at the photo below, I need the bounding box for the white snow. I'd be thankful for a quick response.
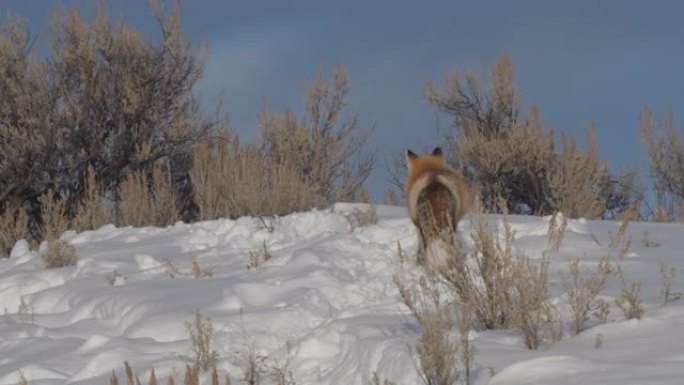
[0,204,683,384]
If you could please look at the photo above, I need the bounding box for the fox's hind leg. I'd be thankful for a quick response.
[416,186,460,269]
[416,195,438,266]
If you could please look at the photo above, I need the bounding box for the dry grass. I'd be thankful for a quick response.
[118,165,179,228]
[641,230,660,248]
[18,296,34,323]
[109,362,231,385]
[247,241,272,270]
[124,361,141,385]
[42,239,78,268]
[71,164,115,232]
[191,134,323,220]
[185,310,219,372]
[164,257,215,279]
[0,203,30,257]
[372,373,397,385]
[659,262,680,306]
[562,256,614,335]
[40,189,69,242]
[609,210,634,257]
[191,257,215,278]
[18,371,28,385]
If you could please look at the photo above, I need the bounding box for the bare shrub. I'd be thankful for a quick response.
[548,126,608,219]
[594,333,604,349]
[247,241,272,270]
[639,106,684,221]
[186,310,219,372]
[436,206,559,348]
[164,257,214,278]
[107,270,126,285]
[346,204,378,229]
[266,343,297,385]
[164,258,185,279]
[236,341,267,385]
[456,303,475,385]
[257,216,278,233]
[18,371,28,385]
[562,256,614,335]
[510,254,560,349]
[259,66,375,206]
[615,266,644,320]
[422,53,635,217]
[0,16,54,233]
[593,299,611,325]
[439,215,516,330]
[659,262,680,306]
[394,274,459,385]
[18,296,34,323]
[0,1,212,234]
[190,67,374,220]
[641,230,660,248]
[0,203,29,257]
[43,239,78,268]
[191,257,215,278]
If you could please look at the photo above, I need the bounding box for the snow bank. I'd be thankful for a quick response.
[0,205,683,384]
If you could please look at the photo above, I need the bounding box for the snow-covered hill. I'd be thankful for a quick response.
[1,204,683,385]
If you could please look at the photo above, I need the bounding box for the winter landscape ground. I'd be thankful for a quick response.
[0,203,682,385]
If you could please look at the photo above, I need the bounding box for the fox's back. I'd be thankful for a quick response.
[417,174,458,233]
[405,148,469,250]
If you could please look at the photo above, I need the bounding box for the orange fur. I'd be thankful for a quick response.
[405,147,470,257]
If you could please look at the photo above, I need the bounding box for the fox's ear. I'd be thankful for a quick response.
[432,147,443,157]
[406,149,418,161]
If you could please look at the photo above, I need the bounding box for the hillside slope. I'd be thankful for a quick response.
[1,204,683,385]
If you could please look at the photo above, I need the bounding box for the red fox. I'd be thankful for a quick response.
[405,147,470,262]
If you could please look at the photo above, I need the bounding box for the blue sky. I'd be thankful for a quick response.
[4,0,684,199]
